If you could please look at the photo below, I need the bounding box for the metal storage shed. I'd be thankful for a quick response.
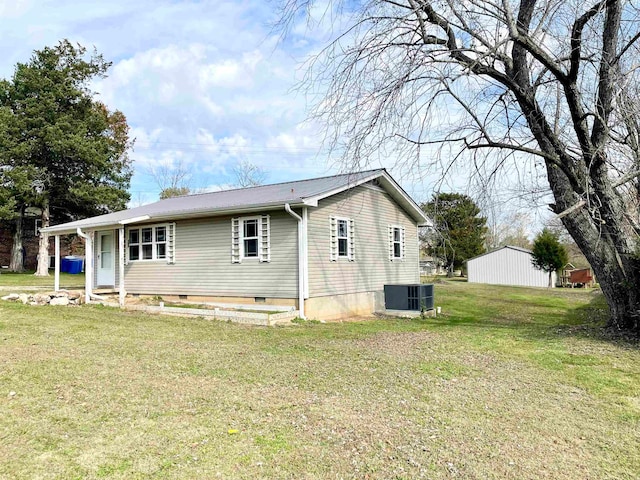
[467,246,556,288]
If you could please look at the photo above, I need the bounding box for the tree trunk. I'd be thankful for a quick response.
[34,201,50,277]
[549,168,640,333]
[9,206,25,272]
[548,271,552,289]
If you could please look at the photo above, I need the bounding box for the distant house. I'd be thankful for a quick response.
[467,245,556,288]
[43,169,431,320]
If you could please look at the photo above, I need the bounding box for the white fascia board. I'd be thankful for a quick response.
[376,172,431,225]
[42,221,121,235]
[303,171,383,206]
[41,202,308,235]
[146,202,306,223]
[118,215,151,225]
[303,170,431,225]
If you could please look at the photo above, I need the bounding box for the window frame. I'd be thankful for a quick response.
[392,226,402,259]
[127,223,170,262]
[335,216,351,259]
[389,224,405,261]
[239,216,261,260]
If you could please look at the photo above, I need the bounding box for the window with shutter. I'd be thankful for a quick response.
[330,216,355,261]
[389,225,405,261]
[233,216,270,263]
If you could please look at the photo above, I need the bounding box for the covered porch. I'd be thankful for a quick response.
[52,226,126,306]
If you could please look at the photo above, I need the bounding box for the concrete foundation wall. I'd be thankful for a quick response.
[305,290,385,321]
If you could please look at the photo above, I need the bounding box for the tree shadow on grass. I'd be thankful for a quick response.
[424,292,638,347]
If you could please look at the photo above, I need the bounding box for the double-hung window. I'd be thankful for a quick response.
[128,224,168,261]
[231,215,270,263]
[330,216,355,261]
[389,225,405,261]
[242,218,259,258]
[337,219,349,258]
[392,227,402,259]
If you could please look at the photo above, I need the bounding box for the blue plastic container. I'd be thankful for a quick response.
[60,258,71,273]
[67,258,83,274]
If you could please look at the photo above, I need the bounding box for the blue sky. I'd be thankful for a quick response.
[0,0,548,235]
[0,0,355,204]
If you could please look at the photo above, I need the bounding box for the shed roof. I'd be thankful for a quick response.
[44,168,431,234]
[466,245,533,263]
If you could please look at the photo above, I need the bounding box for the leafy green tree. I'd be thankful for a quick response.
[423,193,487,275]
[532,229,569,288]
[0,40,132,275]
[160,186,191,199]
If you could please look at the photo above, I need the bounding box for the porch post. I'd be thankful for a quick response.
[54,235,60,292]
[118,226,125,306]
[77,228,93,304]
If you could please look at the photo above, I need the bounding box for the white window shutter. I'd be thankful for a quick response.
[167,223,176,264]
[329,216,337,261]
[388,226,394,261]
[260,215,271,263]
[231,217,241,263]
[124,229,129,266]
[349,218,355,261]
[401,226,405,261]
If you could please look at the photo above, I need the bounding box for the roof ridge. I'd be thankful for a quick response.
[164,168,386,200]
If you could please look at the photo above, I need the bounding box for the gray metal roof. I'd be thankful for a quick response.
[44,169,430,234]
[466,245,533,263]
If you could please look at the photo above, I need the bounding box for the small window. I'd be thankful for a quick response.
[393,227,402,258]
[389,225,404,261]
[337,219,349,257]
[242,219,259,258]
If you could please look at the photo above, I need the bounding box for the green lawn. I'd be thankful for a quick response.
[0,282,638,479]
[0,270,85,289]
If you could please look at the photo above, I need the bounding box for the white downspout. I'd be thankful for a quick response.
[76,228,92,304]
[284,204,306,319]
[118,226,125,307]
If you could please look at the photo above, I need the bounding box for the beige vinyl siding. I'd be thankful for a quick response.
[307,185,419,297]
[123,211,298,298]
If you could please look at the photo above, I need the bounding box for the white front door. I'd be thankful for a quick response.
[97,231,115,286]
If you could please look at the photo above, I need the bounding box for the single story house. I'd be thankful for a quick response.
[43,169,431,320]
[467,245,556,288]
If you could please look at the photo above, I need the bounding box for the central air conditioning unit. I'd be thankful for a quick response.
[384,284,434,311]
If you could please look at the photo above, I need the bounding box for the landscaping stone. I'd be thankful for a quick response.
[33,293,52,305]
[50,296,70,306]
[67,290,82,300]
[1,291,84,307]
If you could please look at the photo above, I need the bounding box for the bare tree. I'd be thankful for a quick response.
[486,211,533,250]
[147,160,192,199]
[282,0,640,333]
[233,161,268,187]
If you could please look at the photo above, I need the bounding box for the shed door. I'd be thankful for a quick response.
[97,231,115,286]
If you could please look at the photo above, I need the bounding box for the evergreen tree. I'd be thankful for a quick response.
[0,40,132,274]
[423,193,487,275]
[532,229,569,288]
